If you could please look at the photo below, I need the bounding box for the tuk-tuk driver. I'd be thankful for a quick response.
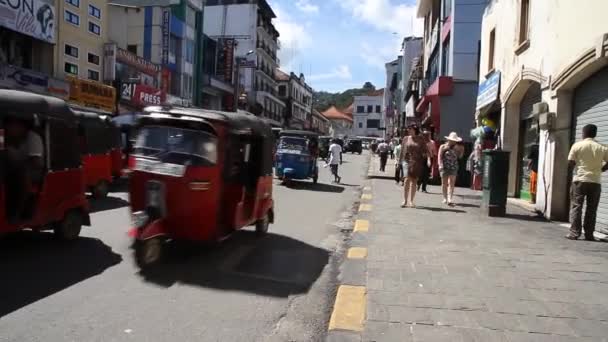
[5,117,44,221]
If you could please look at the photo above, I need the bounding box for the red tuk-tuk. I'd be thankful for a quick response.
[128,106,275,267]
[0,90,90,240]
[73,110,122,198]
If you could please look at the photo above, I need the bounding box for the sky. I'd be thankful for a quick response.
[268,0,424,93]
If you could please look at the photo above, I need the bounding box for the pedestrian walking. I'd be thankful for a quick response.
[394,139,403,184]
[527,143,539,204]
[566,124,608,241]
[438,132,464,206]
[400,125,428,208]
[377,140,389,172]
[389,140,395,160]
[418,131,436,193]
[327,138,343,184]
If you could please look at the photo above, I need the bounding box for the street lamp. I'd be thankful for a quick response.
[233,50,255,112]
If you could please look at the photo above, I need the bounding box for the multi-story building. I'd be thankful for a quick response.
[276,69,312,129]
[384,57,402,137]
[204,0,284,126]
[477,0,608,223]
[108,0,205,108]
[353,91,385,138]
[312,109,330,135]
[415,0,488,140]
[321,106,353,138]
[200,34,237,110]
[0,0,70,100]
[399,37,423,130]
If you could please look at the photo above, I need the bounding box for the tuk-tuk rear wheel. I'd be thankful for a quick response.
[255,215,270,236]
[93,181,110,199]
[54,210,83,241]
[135,238,163,268]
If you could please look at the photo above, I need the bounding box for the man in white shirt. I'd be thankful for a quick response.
[5,118,44,221]
[328,139,342,184]
[377,140,389,172]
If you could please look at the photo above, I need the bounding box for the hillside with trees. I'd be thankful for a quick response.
[313,82,376,112]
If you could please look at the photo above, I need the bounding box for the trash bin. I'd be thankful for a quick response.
[481,150,510,217]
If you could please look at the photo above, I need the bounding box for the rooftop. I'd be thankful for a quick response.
[321,106,353,122]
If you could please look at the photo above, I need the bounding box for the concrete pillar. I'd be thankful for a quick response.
[501,101,521,197]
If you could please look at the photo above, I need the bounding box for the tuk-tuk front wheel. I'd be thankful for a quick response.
[54,210,83,241]
[135,238,164,268]
[255,215,270,237]
[93,180,110,199]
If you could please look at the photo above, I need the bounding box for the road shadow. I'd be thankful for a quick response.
[284,180,345,193]
[88,195,130,213]
[504,213,547,222]
[139,231,330,297]
[415,206,467,213]
[455,203,481,208]
[0,232,122,318]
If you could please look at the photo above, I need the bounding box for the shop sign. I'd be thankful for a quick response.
[476,71,501,110]
[68,76,116,113]
[0,0,56,43]
[161,8,171,65]
[117,48,161,76]
[161,68,171,95]
[131,84,165,107]
[216,38,234,83]
[0,64,68,99]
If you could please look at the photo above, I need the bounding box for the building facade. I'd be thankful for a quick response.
[276,69,312,129]
[204,0,284,126]
[416,0,487,140]
[478,0,608,223]
[312,109,330,135]
[384,57,402,136]
[353,93,385,138]
[108,0,205,108]
[322,105,353,138]
[0,0,70,100]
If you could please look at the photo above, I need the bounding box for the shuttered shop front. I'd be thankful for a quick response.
[573,67,608,231]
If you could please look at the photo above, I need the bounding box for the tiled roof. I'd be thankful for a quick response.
[341,103,354,117]
[321,106,353,122]
[275,68,290,81]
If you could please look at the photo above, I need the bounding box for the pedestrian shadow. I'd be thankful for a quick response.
[0,232,122,318]
[88,195,130,213]
[283,180,345,193]
[454,203,481,208]
[138,231,330,298]
[414,206,467,213]
[504,213,547,222]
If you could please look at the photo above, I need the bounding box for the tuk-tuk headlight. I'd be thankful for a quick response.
[132,211,149,228]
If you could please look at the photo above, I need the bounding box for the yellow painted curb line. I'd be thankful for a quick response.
[354,219,369,232]
[328,285,366,332]
[361,194,372,201]
[347,247,368,259]
[359,204,372,212]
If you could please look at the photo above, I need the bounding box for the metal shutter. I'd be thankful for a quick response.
[573,67,608,231]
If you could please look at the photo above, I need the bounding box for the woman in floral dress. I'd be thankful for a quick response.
[400,125,428,208]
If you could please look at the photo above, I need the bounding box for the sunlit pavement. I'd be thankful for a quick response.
[0,152,369,342]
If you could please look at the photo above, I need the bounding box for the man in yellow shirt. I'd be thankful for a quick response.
[566,124,608,240]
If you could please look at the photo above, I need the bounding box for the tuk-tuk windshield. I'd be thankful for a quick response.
[277,137,308,154]
[133,125,218,166]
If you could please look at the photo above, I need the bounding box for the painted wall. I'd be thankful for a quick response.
[450,0,485,81]
[479,0,608,220]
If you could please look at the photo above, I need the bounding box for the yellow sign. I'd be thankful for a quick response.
[68,76,116,113]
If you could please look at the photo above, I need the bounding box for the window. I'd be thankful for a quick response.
[185,5,196,27]
[357,106,364,113]
[64,44,78,58]
[88,22,101,35]
[441,37,450,76]
[64,62,78,75]
[367,105,373,113]
[367,119,380,129]
[127,45,137,54]
[279,85,287,97]
[488,29,496,72]
[375,105,381,113]
[443,0,452,19]
[88,69,99,81]
[65,10,79,25]
[88,53,100,65]
[66,0,79,7]
[88,5,101,19]
[185,39,194,63]
[358,122,363,128]
[518,0,530,44]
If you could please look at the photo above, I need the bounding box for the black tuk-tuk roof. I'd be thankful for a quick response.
[279,130,320,139]
[0,90,75,120]
[142,106,273,138]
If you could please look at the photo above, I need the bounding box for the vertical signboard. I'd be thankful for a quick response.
[216,39,234,84]
[161,8,171,65]
[104,43,117,82]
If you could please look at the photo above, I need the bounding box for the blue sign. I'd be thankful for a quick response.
[476,71,501,110]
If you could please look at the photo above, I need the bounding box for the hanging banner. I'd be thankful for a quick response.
[68,76,116,113]
[476,71,501,110]
[216,38,234,84]
[161,8,171,65]
[103,43,117,82]
[0,0,56,43]
[132,84,166,107]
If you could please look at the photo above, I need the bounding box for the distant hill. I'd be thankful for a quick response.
[314,82,377,112]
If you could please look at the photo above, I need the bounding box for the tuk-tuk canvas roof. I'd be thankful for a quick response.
[0,90,74,120]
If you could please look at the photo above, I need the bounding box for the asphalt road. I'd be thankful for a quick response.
[0,152,368,342]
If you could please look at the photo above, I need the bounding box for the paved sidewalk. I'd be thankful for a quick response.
[361,171,608,341]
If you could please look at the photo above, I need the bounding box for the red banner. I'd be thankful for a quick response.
[132,84,166,107]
